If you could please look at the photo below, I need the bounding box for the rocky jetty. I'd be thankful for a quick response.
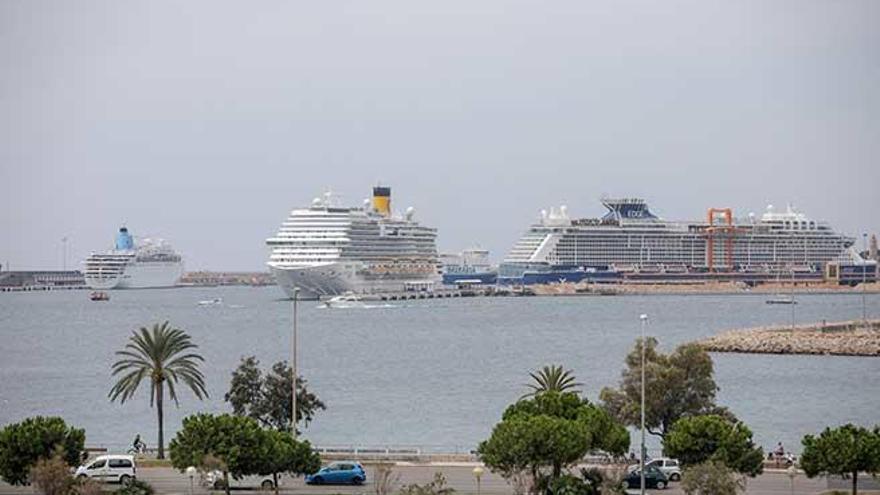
[699,319,880,357]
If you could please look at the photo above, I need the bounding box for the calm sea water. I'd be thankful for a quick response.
[0,287,878,455]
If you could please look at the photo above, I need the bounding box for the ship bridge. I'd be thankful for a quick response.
[600,198,659,223]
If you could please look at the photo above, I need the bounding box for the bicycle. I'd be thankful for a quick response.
[127,443,147,456]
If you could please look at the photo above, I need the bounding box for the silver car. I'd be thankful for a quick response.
[645,458,682,481]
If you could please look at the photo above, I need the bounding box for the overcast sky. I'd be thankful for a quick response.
[2,1,878,271]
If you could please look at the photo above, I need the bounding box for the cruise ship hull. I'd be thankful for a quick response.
[270,263,441,300]
[84,262,184,289]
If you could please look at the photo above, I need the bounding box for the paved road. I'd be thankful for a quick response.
[0,464,861,495]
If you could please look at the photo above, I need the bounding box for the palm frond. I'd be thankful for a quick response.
[109,321,209,406]
[521,364,582,398]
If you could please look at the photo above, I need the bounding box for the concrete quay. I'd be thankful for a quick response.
[699,319,880,356]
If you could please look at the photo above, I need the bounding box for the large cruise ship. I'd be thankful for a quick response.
[82,227,184,289]
[267,187,441,299]
[499,198,855,284]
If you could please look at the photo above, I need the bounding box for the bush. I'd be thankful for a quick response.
[399,472,455,495]
[680,461,745,495]
[72,478,104,495]
[0,416,85,485]
[29,451,74,495]
[115,479,154,495]
[373,463,400,495]
[546,474,595,495]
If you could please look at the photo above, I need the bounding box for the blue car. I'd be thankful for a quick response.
[306,461,366,485]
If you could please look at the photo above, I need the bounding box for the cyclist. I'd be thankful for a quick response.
[131,434,146,454]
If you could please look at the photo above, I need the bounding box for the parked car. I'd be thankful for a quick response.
[74,455,136,484]
[624,465,669,490]
[305,461,366,485]
[204,471,280,491]
[645,457,682,481]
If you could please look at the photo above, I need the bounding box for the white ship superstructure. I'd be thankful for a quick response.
[267,187,440,299]
[500,198,855,282]
[82,227,184,289]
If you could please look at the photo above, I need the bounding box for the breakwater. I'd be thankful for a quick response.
[699,319,880,356]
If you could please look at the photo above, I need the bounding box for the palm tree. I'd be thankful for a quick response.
[522,364,582,398]
[109,321,208,459]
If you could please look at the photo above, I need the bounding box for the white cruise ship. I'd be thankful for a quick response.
[499,198,855,284]
[82,227,184,289]
[267,187,441,299]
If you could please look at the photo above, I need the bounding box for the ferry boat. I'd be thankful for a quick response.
[267,187,441,300]
[440,248,497,285]
[499,198,855,284]
[82,227,184,289]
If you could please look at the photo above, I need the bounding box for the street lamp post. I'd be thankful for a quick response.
[639,314,648,495]
[61,237,68,271]
[472,466,484,495]
[863,233,868,327]
[786,465,797,495]
[291,287,299,440]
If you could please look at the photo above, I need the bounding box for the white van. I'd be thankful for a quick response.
[75,455,137,484]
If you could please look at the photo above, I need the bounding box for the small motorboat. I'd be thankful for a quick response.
[197,298,222,306]
[766,295,797,305]
[322,294,367,309]
[89,291,110,301]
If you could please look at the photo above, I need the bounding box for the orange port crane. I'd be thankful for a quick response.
[705,208,739,272]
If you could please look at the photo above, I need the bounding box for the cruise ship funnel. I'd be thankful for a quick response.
[373,186,391,216]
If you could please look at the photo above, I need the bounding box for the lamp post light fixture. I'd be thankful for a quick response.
[291,287,299,439]
[639,313,648,495]
[863,233,868,327]
[185,466,197,495]
[472,466,484,495]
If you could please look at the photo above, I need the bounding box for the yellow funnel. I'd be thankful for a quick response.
[373,186,391,216]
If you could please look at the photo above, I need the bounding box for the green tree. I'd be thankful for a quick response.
[169,413,318,495]
[680,461,745,495]
[800,424,880,495]
[225,356,325,432]
[522,365,582,398]
[255,429,321,495]
[169,414,263,495]
[0,416,85,485]
[600,338,727,439]
[478,390,629,494]
[663,415,764,477]
[108,321,208,459]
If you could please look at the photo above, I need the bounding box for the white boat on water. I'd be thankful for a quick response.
[322,294,367,309]
[766,295,797,305]
[198,298,223,306]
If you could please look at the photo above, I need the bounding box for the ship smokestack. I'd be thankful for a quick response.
[115,227,134,250]
[372,186,391,216]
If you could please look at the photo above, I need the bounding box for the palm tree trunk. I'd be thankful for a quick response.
[157,380,165,459]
